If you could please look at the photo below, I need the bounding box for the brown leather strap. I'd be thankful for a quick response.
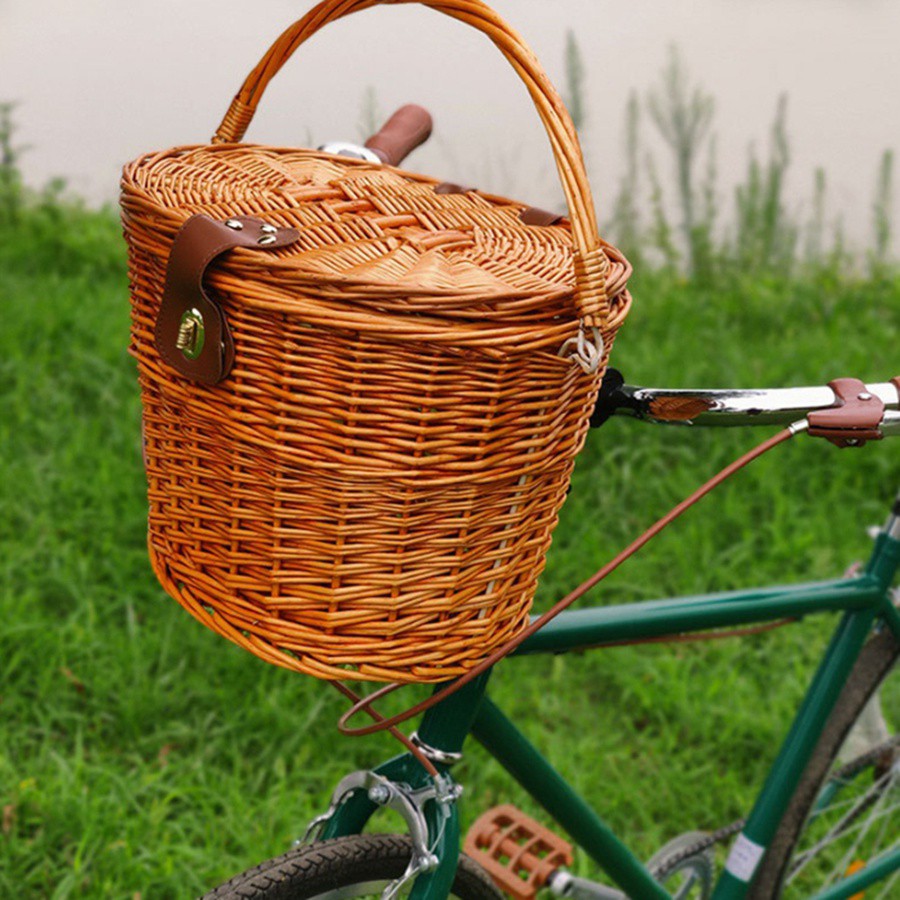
[519,206,565,227]
[434,183,563,227]
[434,182,476,194]
[808,377,885,447]
[154,215,299,385]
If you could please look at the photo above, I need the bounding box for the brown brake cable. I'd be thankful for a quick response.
[331,426,798,740]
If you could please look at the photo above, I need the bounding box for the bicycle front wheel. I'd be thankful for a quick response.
[748,628,900,898]
[202,834,503,900]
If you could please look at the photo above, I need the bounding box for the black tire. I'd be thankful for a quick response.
[201,833,504,900]
[748,628,900,898]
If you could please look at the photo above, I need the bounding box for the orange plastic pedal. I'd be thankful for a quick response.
[464,804,574,900]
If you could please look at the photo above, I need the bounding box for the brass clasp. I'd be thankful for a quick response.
[175,308,205,360]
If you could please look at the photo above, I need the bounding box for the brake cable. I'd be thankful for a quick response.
[332,424,802,741]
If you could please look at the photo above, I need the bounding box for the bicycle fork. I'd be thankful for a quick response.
[309,674,490,900]
[308,666,664,900]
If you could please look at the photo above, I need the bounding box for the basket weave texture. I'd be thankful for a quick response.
[121,0,632,683]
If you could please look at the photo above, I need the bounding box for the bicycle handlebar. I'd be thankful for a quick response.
[604,375,900,445]
[319,104,433,167]
[881,410,900,436]
[364,104,433,166]
[609,381,900,427]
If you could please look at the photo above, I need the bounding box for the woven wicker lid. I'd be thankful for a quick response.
[122,144,631,353]
[120,0,638,363]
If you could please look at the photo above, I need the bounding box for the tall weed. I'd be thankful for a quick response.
[732,95,796,276]
[609,92,643,267]
[646,47,715,277]
[0,110,122,280]
[0,102,24,227]
[871,149,895,277]
[564,29,588,134]
[582,43,898,284]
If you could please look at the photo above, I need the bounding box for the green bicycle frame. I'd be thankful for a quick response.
[320,528,900,900]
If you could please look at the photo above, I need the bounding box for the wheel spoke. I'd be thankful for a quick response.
[789,766,899,884]
[823,782,895,890]
[827,768,898,887]
[673,870,699,900]
[748,636,898,899]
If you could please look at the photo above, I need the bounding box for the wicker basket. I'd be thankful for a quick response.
[122,0,632,683]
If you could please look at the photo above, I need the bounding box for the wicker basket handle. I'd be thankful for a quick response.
[212,0,611,347]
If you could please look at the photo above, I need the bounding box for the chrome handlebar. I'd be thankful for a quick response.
[882,411,900,436]
[609,381,900,433]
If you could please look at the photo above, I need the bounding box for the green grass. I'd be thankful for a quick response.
[1,206,898,899]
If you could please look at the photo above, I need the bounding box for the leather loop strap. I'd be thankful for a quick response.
[436,183,564,227]
[520,206,565,227]
[154,215,300,385]
[434,182,476,195]
[808,377,885,447]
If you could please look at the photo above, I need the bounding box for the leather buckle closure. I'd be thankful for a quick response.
[808,377,885,447]
[154,215,300,385]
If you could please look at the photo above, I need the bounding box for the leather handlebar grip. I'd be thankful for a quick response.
[365,105,433,167]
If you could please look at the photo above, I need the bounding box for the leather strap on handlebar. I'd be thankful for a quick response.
[808,377,885,447]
